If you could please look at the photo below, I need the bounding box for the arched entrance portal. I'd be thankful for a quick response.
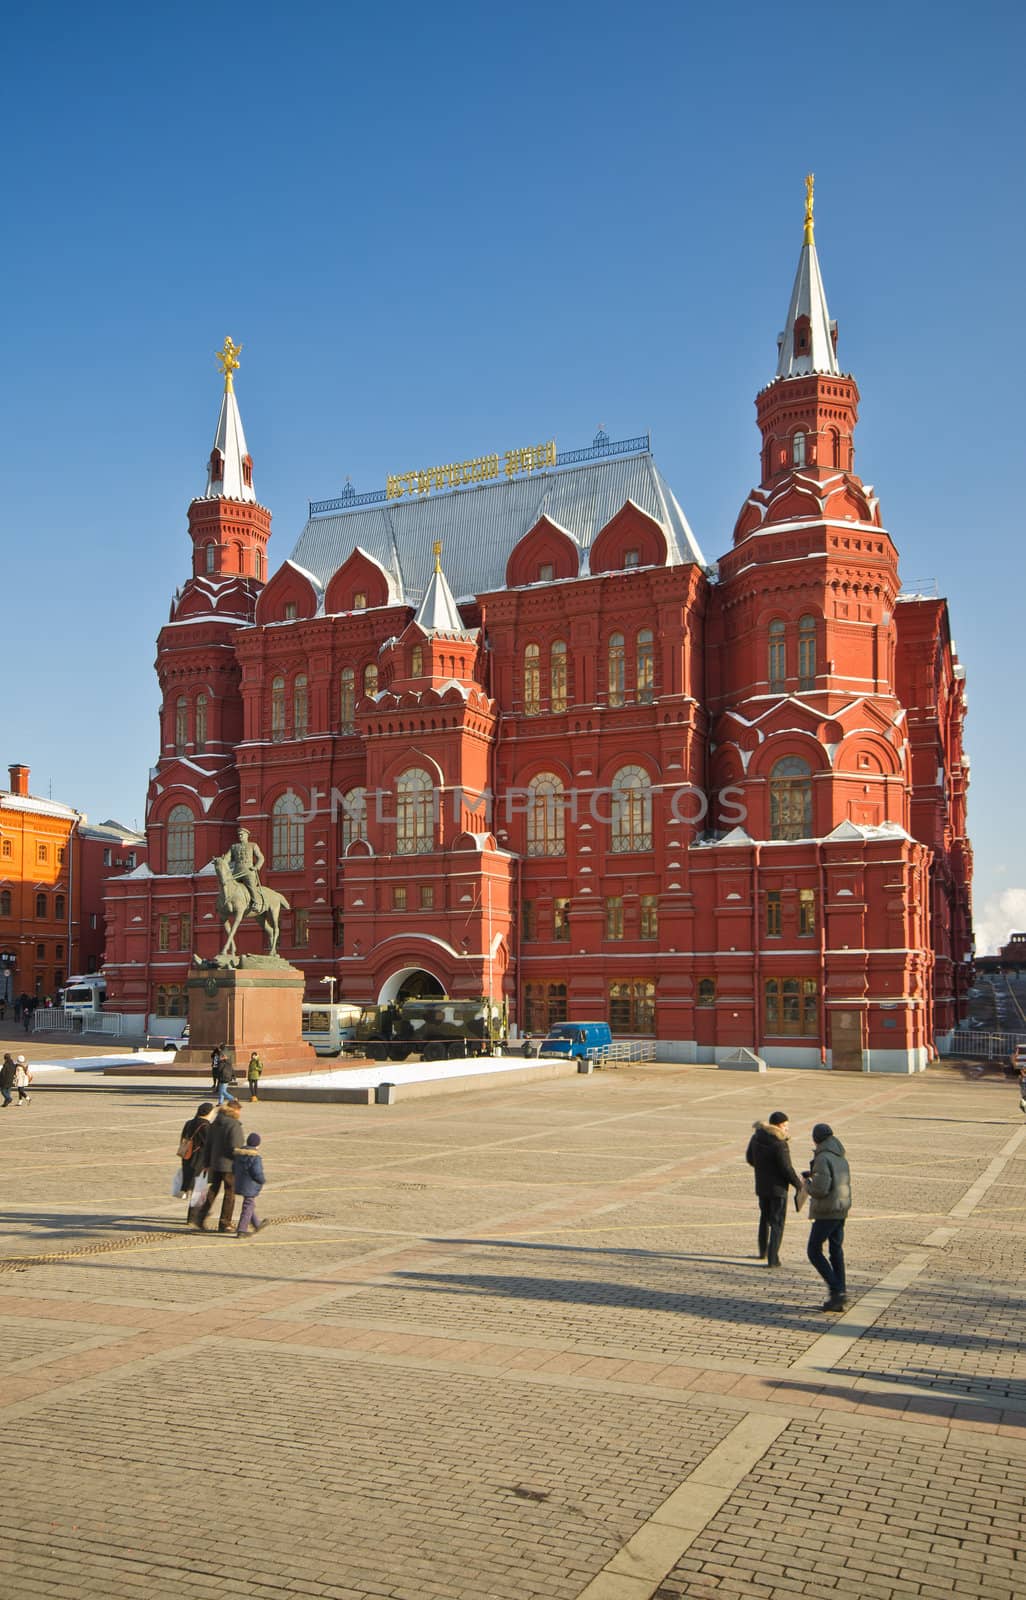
[377,966,445,1005]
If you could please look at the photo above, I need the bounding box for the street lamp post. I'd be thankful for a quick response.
[321,975,337,1007]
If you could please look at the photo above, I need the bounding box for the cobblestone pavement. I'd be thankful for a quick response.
[1,1064,1024,1599]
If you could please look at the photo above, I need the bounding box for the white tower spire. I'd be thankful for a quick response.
[205,336,257,502]
[774,175,840,380]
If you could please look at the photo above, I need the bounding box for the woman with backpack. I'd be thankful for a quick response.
[178,1101,216,1223]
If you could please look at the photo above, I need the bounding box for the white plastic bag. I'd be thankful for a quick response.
[171,1169,184,1198]
[191,1171,210,1209]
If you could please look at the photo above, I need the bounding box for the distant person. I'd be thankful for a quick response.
[22,1003,33,1035]
[210,1045,224,1095]
[804,1123,852,1312]
[745,1110,803,1267]
[216,1052,238,1106]
[0,1053,16,1108]
[1018,1062,1026,1115]
[12,1055,32,1105]
[246,1052,263,1102]
[192,1100,244,1232]
[234,1132,268,1237]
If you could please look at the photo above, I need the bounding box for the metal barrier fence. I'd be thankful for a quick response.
[590,1040,651,1066]
[942,1030,1026,1060]
[30,1008,124,1037]
[31,1008,76,1032]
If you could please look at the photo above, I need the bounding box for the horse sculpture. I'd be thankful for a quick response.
[211,853,290,963]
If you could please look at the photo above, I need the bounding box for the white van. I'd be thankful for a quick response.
[301,1002,364,1057]
[60,975,107,1015]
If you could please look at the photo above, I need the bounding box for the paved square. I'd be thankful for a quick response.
[1,1061,1024,1599]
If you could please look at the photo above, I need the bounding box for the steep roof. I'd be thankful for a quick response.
[204,383,255,501]
[288,448,705,605]
[414,550,473,635]
[775,177,840,380]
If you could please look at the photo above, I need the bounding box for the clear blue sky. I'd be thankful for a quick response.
[3,1,1023,951]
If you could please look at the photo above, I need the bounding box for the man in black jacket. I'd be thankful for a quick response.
[745,1111,803,1267]
[192,1101,245,1232]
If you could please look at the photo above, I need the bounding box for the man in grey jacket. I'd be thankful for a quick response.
[804,1122,851,1312]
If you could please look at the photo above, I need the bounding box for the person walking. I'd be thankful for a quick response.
[216,1052,238,1106]
[804,1122,852,1312]
[246,1052,263,1102]
[178,1101,217,1223]
[0,1052,16,1108]
[745,1110,803,1267]
[210,1045,224,1096]
[234,1132,268,1237]
[192,1100,244,1232]
[12,1055,32,1105]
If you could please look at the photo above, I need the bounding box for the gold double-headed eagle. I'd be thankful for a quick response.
[215,336,242,391]
[803,173,815,243]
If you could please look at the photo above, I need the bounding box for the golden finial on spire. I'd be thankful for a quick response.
[803,173,815,245]
[432,540,442,573]
[216,336,243,392]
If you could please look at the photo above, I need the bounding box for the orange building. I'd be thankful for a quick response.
[0,764,145,1004]
[0,764,76,1004]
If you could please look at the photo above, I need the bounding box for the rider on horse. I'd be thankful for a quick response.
[229,827,266,915]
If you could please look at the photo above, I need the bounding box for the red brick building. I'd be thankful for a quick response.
[103,201,972,1071]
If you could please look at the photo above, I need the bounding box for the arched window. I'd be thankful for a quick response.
[195,693,207,752]
[768,619,786,690]
[364,663,379,698]
[204,542,216,573]
[396,768,434,855]
[608,634,625,706]
[526,773,566,857]
[271,676,286,742]
[769,757,813,841]
[293,674,308,738]
[175,696,188,754]
[340,787,367,851]
[550,639,568,713]
[55,894,65,919]
[611,765,653,853]
[792,430,806,467]
[166,805,195,874]
[637,629,655,703]
[829,428,841,468]
[36,893,47,918]
[0,890,11,916]
[272,791,305,870]
[523,643,541,715]
[798,615,816,690]
[411,644,423,677]
[339,667,355,733]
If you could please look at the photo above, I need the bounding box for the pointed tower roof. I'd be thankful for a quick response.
[205,336,256,502]
[414,542,474,635]
[775,175,840,380]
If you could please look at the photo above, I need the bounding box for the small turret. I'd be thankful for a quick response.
[187,337,271,583]
[753,178,859,489]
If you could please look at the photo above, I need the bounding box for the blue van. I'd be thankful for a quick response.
[540,1021,612,1061]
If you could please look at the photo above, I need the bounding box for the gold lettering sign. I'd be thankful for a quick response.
[387,440,556,501]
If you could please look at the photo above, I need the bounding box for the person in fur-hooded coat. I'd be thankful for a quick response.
[745,1111,802,1267]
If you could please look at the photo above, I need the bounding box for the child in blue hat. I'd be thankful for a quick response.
[234,1132,267,1237]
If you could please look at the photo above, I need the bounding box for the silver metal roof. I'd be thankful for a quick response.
[288,451,706,605]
